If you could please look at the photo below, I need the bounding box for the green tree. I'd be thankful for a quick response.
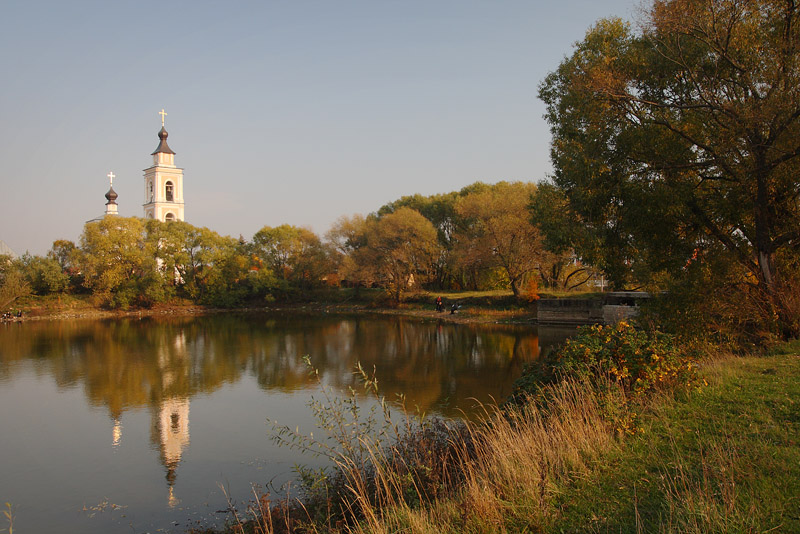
[376,182,499,290]
[18,253,69,295]
[143,219,229,301]
[199,235,275,306]
[361,207,439,302]
[326,214,373,289]
[252,225,329,291]
[0,256,30,310]
[47,240,77,271]
[75,217,164,308]
[48,239,83,291]
[540,1,800,332]
[378,192,460,288]
[528,182,595,291]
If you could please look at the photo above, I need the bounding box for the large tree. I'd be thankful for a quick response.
[252,224,330,290]
[362,207,439,302]
[76,217,163,308]
[540,0,800,329]
[454,182,545,297]
[326,214,374,289]
[0,256,30,310]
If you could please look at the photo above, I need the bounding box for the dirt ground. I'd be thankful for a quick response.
[3,300,535,325]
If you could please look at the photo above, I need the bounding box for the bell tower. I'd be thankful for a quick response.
[143,109,184,222]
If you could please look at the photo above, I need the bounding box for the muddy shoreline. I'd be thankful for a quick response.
[3,301,536,325]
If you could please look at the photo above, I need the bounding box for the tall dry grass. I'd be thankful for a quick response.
[345,376,623,534]
[221,369,625,534]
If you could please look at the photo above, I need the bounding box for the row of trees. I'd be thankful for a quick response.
[330,181,587,300]
[0,181,591,310]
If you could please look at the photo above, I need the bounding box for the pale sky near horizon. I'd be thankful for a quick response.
[1,0,642,256]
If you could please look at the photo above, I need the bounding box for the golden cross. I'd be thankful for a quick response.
[107,171,115,186]
[159,108,167,127]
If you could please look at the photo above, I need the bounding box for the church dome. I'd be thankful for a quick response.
[105,186,118,204]
[152,126,176,155]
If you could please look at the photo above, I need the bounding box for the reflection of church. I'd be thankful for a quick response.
[108,325,192,508]
[152,398,190,508]
[110,399,190,508]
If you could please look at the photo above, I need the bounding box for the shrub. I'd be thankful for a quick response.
[514,322,698,400]
[509,322,701,434]
[552,322,698,397]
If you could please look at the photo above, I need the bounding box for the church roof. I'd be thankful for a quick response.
[151,126,176,155]
[0,240,18,259]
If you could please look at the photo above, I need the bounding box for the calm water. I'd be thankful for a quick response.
[0,313,574,533]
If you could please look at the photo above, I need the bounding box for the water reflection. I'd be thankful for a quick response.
[0,313,547,417]
[0,313,569,522]
[153,397,190,507]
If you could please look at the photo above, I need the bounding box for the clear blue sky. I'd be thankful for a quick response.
[1,0,642,256]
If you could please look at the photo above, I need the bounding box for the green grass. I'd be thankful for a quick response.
[551,351,800,533]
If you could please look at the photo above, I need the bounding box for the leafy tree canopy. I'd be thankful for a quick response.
[540,0,800,293]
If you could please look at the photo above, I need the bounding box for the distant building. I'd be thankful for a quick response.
[143,109,185,222]
[0,240,17,259]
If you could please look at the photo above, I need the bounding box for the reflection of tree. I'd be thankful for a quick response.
[0,315,558,504]
[318,318,542,416]
[0,315,552,420]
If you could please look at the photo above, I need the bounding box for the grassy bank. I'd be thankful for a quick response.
[205,342,800,534]
[551,347,800,533]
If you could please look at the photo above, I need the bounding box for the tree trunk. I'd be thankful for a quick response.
[754,160,777,293]
[510,277,521,298]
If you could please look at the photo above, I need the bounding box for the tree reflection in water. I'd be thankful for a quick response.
[0,313,568,506]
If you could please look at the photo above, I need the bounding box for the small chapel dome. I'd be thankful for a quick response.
[105,186,118,204]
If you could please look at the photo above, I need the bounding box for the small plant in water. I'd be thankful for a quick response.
[2,502,13,534]
[260,356,471,531]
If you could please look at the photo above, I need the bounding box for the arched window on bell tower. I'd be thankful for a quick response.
[165,212,175,222]
[165,181,174,202]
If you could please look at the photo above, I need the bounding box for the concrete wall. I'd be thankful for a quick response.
[537,298,604,325]
[537,292,649,325]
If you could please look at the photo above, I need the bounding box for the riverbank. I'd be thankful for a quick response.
[3,291,539,325]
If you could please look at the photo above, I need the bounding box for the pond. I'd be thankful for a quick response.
[0,312,575,533]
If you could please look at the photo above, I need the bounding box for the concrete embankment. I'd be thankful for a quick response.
[537,292,650,326]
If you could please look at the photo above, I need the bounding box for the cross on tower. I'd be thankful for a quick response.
[159,109,167,127]
[107,171,115,186]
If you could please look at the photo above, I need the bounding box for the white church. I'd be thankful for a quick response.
[93,109,185,223]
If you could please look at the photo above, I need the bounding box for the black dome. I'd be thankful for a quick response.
[152,126,176,155]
